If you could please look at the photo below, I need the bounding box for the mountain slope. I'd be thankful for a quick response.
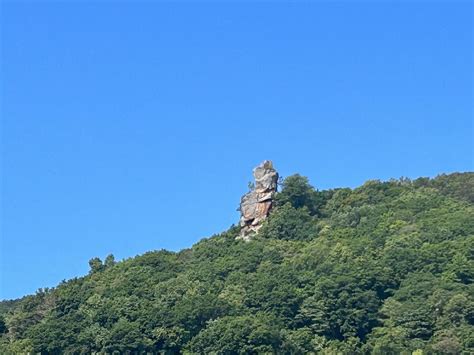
[1,172,473,354]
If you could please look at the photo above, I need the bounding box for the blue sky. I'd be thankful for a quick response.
[1,2,472,300]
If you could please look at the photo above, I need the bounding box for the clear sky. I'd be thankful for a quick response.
[1,1,473,300]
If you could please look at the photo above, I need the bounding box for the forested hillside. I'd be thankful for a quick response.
[1,172,473,354]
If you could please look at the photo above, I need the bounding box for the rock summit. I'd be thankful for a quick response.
[238,160,279,240]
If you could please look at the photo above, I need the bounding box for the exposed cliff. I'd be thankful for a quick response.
[238,160,279,240]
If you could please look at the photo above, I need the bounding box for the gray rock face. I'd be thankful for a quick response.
[238,160,279,240]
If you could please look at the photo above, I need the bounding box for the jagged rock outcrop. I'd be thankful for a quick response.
[238,160,279,240]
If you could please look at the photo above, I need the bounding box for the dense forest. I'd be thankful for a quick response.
[1,172,473,354]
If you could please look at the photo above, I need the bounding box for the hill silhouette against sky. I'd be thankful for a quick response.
[2,2,473,301]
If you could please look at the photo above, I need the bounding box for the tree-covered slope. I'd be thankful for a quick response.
[1,172,473,354]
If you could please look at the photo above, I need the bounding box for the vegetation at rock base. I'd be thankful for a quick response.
[1,172,473,354]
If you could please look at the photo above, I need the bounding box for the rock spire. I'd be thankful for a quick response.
[238,160,279,240]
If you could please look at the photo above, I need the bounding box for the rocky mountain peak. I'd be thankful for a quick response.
[238,160,279,240]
